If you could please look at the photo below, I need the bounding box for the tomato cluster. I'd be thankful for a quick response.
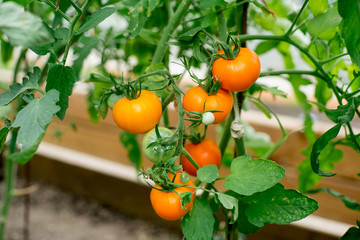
[110,46,260,221]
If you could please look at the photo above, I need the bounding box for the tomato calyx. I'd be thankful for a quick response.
[141,157,192,191]
[217,35,241,60]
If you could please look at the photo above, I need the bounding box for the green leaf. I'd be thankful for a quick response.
[0,126,10,153]
[45,64,76,120]
[223,155,285,196]
[9,90,60,164]
[310,124,341,176]
[309,0,329,16]
[315,80,332,108]
[182,198,215,240]
[147,0,160,16]
[243,123,273,157]
[298,143,343,193]
[242,184,319,228]
[308,7,342,40]
[256,84,287,98]
[216,193,238,224]
[177,27,202,41]
[255,41,279,55]
[54,27,69,40]
[199,0,226,8]
[75,7,116,35]
[197,165,219,183]
[325,98,356,124]
[73,36,100,76]
[0,67,42,106]
[340,225,360,240]
[0,2,53,47]
[338,0,360,68]
[128,3,146,36]
[1,40,13,64]
[120,131,142,170]
[308,188,360,211]
[237,201,261,234]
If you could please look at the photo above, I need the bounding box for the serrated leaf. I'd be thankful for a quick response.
[308,7,341,40]
[9,90,60,164]
[310,124,341,177]
[0,2,53,47]
[75,7,116,35]
[338,0,360,68]
[197,165,219,183]
[223,155,285,196]
[0,67,42,106]
[216,193,238,223]
[242,184,319,228]
[120,131,142,169]
[182,198,215,240]
[45,64,76,120]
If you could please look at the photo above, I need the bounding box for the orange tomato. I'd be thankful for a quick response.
[182,85,233,124]
[181,138,221,176]
[150,173,196,221]
[212,47,261,92]
[112,90,162,134]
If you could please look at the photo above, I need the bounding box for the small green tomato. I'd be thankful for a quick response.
[202,112,215,125]
[142,127,176,163]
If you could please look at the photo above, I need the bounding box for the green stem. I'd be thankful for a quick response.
[43,0,71,22]
[285,0,309,37]
[151,0,193,64]
[0,131,18,240]
[181,147,200,170]
[68,0,82,13]
[261,132,290,159]
[219,112,234,157]
[260,69,323,79]
[319,53,348,65]
[12,49,27,84]
[61,0,91,65]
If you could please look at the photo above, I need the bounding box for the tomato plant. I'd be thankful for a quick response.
[182,85,233,124]
[1,0,360,240]
[212,48,261,92]
[142,127,176,163]
[181,138,221,177]
[150,173,196,221]
[112,90,162,134]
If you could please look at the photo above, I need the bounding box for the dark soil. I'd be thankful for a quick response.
[1,182,181,240]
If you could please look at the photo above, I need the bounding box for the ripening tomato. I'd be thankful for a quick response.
[182,85,233,124]
[112,90,162,134]
[212,47,261,92]
[150,173,196,221]
[181,138,221,176]
[142,127,176,163]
